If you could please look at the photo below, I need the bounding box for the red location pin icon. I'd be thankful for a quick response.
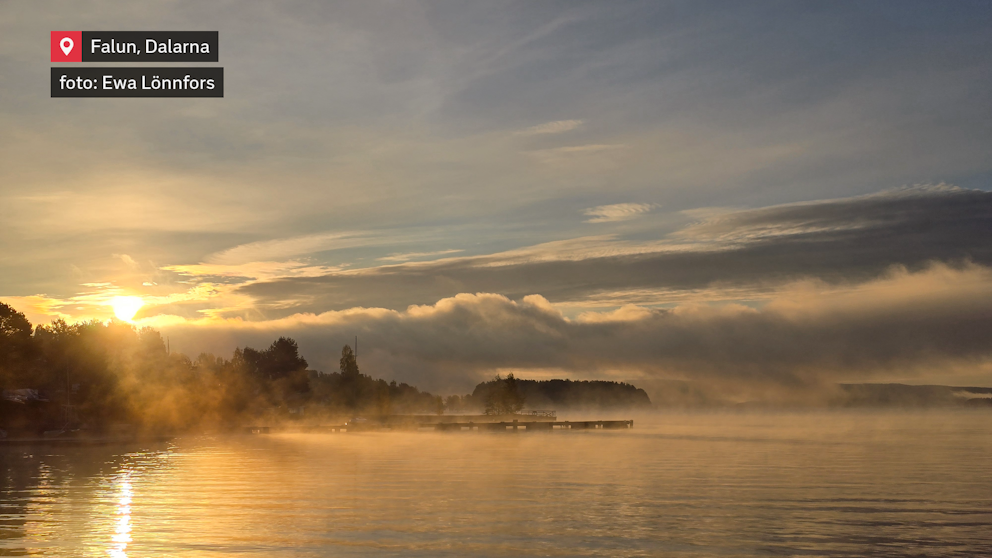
[51,31,82,62]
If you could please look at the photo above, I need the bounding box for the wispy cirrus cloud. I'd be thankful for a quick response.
[675,184,968,242]
[584,202,655,223]
[540,143,625,154]
[515,119,584,135]
[206,232,372,265]
[377,249,463,262]
[527,143,628,165]
[164,260,346,282]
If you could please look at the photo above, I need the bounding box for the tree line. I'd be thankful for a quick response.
[0,302,442,435]
[0,301,651,436]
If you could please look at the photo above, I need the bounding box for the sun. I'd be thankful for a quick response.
[110,296,144,322]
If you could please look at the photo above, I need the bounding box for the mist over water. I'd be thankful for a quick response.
[2,410,990,557]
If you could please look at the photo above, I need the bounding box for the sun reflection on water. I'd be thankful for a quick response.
[108,472,133,558]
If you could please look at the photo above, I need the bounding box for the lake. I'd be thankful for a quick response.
[1,410,990,557]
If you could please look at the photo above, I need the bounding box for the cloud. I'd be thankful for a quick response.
[676,184,968,242]
[158,263,992,396]
[206,232,371,265]
[231,186,992,315]
[0,295,75,325]
[576,304,655,323]
[164,260,345,282]
[515,120,584,135]
[115,254,139,269]
[583,202,654,223]
[376,249,463,262]
[532,144,626,156]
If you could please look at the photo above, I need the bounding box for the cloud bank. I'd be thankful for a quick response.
[158,261,992,398]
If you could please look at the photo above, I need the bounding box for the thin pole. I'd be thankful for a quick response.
[64,354,71,430]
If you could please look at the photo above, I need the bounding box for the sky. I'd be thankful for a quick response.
[2,1,991,399]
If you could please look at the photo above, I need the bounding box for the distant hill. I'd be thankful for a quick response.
[835,384,992,407]
[469,378,652,411]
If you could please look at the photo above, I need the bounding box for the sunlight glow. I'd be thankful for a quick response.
[111,296,144,322]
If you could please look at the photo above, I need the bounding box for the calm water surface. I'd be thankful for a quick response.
[1,410,990,557]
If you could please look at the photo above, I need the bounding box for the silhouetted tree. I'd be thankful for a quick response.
[484,373,525,415]
[0,303,36,388]
[261,337,308,379]
[340,344,359,377]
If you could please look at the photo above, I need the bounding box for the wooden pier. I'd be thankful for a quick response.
[432,419,633,431]
[243,418,632,434]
